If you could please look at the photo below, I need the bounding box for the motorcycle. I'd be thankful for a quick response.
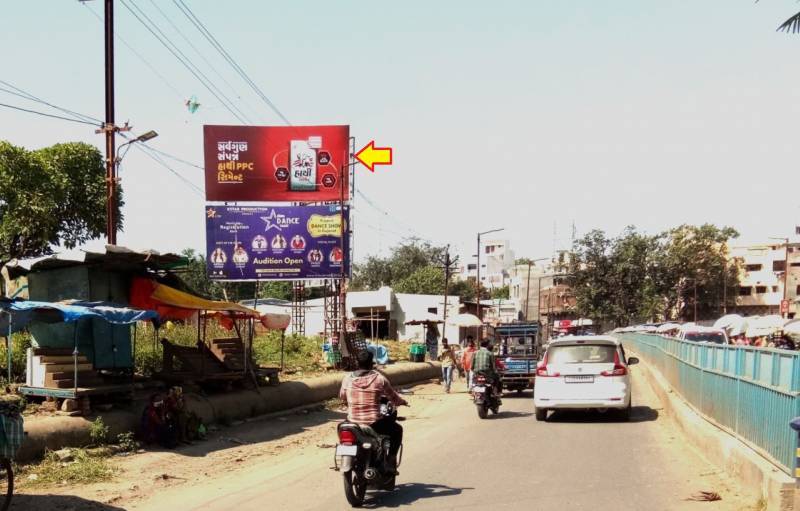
[335,399,405,507]
[472,371,501,419]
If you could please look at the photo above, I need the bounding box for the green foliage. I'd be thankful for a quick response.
[394,266,444,295]
[0,141,120,262]
[0,332,32,384]
[22,448,115,487]
[490,285,509,299]
[89,417,110,446]
[116,431,138,453]
[352,239,476,301]
[568,224,740,325]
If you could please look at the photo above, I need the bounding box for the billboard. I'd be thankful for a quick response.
[204,125,350,202]
[205,204,349,281]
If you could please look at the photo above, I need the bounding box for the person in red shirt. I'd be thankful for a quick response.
[460,337,478,391]
[339,351,408,471]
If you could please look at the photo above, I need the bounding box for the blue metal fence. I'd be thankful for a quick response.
[618,333,800,474]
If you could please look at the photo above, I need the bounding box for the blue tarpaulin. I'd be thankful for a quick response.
[0,300,158,333]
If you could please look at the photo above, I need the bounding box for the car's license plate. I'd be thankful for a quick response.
[472,386,485,393]
[565,375,594,383]
[335,445,358,456]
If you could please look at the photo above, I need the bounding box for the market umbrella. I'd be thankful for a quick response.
[783,319,800,340]
[713,314,743,330]
[745,315,787,338]
[447,313,483,327]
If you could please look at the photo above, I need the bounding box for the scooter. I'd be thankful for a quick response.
[472,372,501,419]
[334,399,405,507]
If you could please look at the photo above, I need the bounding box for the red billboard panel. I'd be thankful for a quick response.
[204,125,350,202]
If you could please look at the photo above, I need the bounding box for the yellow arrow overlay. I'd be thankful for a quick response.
[354,140,393,172]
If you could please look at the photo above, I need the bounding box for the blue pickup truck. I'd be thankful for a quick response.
[495,322,540,393]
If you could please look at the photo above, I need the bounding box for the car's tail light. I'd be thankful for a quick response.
[495,359,506,370]
[535,353,560,377]
[601,351,627,377]
[338,429,357,446]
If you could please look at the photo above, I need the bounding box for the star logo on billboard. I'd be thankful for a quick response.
[261,210,282,232]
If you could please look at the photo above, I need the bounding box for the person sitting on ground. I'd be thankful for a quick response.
[165,386,191,445]
[339,351,408,473]
[142,393,177,449]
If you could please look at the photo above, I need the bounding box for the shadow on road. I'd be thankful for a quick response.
[546,406,659,424]
[365,482,473,508]
[11,494,127,510]
[144,407,347,458]
[493,410,533,419]
[503,390,533,399]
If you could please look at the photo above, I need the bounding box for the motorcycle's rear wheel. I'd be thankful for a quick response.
[476,403,488,419]
[343,470,367,507]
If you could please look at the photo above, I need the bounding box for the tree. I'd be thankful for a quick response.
[394,266,444,295]
[490,285,509,299]
[0,141,122,262]
[568,224,741,325]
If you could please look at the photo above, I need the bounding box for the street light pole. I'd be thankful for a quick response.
[524,257,549,321]
[770,237,790,318]
[476,228,504,339]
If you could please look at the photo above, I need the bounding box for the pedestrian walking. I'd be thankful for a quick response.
[460,336,477,392]
[438,338,457,393]
[425,323,440,361]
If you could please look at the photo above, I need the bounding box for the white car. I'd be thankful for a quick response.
[676,326,729,345]
[533,336,638,421]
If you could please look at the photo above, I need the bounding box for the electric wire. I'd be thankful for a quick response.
[355,189,434,243]
[0,101,99,126]
[173,0,291,125]
[0,80,101,124]
[81,2,184,100]
[119,0,251,124]
[0,80,204,177]
[133,143,205,196]
[146,0,259,118]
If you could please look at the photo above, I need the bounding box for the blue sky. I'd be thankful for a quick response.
[2,1,800,262]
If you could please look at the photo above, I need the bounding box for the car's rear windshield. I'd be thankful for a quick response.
[547,344,616,364]
[684,332,726,344]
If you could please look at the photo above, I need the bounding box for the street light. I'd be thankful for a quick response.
[524,257,550,321]
[769,236,790,318]
[109,130,159,244]
[476,228,504,338]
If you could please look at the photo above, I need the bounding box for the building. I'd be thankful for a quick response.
[480,298,520,324]
[299,286,461,341]
[459,239,515,289]
[729,241,800,318]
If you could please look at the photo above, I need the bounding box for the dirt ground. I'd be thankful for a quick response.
[11,374,762,511]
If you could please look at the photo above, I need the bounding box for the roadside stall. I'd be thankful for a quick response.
[130,277,289,387]
[0,299,158,406]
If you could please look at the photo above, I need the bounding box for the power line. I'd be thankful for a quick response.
[133,143,205,196]
[355,189,434,243]
[81,2,184,100]
[119,0,251,124]
[0,101,99,126]
[0,80,101,124]
[173,0,291,125]
[146,0,259,118]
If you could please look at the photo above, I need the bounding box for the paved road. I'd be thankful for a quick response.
[129,368,756,511]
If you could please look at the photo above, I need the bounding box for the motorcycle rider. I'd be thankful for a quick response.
[339,350,408,473]
[471,339,502,398]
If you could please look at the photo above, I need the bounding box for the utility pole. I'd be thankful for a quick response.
[524,257,549,321]
[104,0,117,245]
[439,246,459,343]
[476,228,504,339]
